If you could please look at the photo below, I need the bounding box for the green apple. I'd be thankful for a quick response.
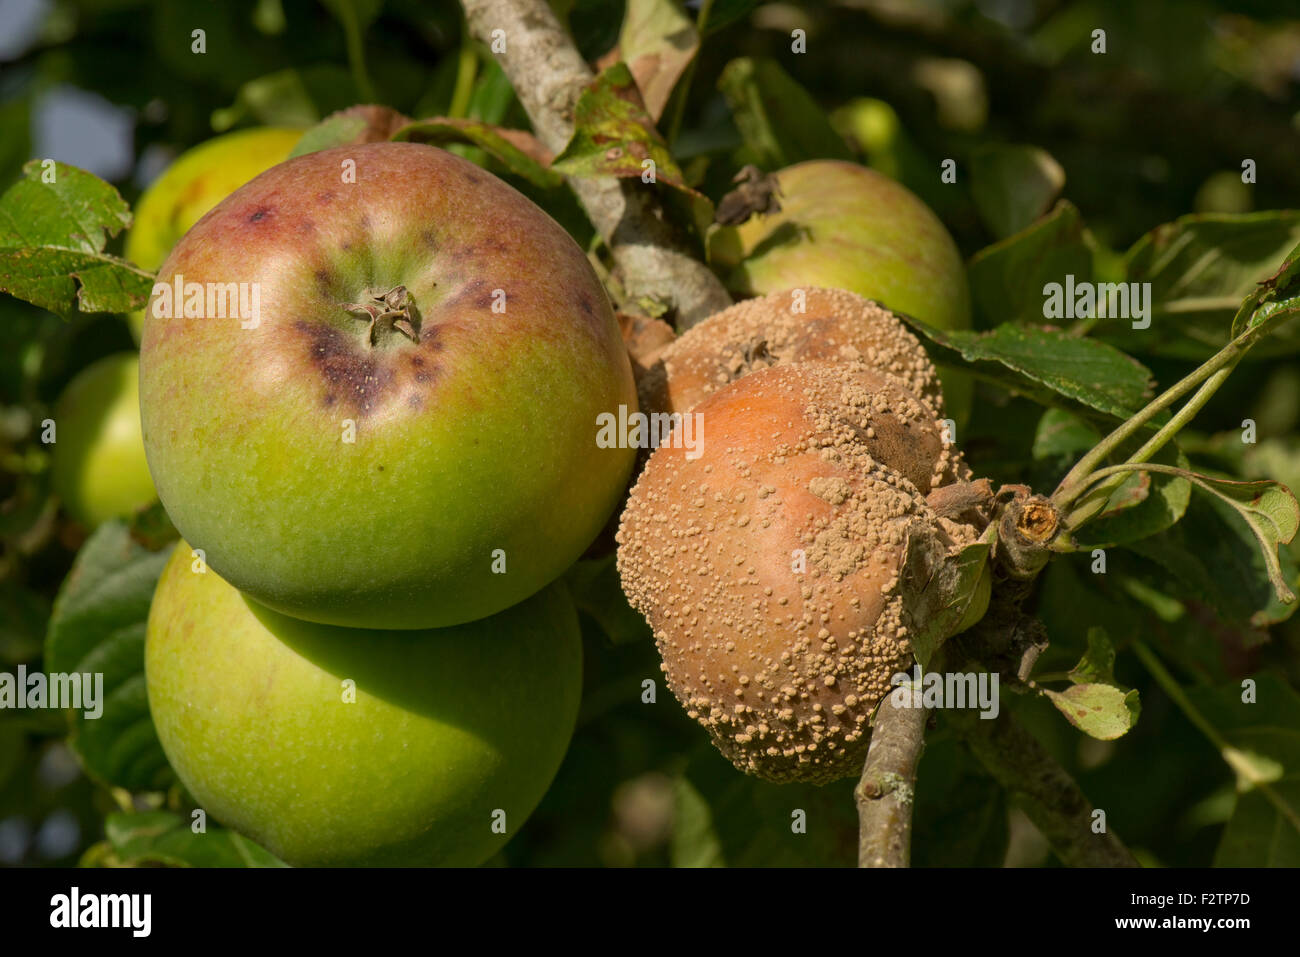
[1193,171,1252,214]
[125,127,304,342]
[145,542,583,867]
[49,353,156,526]
[708,160,973,423]
[140,142,637,629]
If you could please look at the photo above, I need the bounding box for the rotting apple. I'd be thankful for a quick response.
[638,287,947,422]
[139,141,637,629]
[125,127,304,342]
[50,353,156,527]
[145,542,582,867]
[707,160,974,423]
[617,360,975,783]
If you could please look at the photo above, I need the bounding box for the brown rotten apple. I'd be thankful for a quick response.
[638,287,946,422]
[617,360,974,783]
[140,142,637,629]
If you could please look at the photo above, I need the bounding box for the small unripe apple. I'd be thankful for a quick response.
[125,127,304,342]
[49,353,156,526]
[145,543,583,867]
[140,142,637,629]
[708,160,973,422]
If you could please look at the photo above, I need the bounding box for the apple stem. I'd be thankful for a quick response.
[343,285,420,346]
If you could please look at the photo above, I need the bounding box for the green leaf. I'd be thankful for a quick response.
[210,69,322,131]
[1041,626,1140,740]
[1122,494,1298,628]
[0,161,155,317]
[1186,676,1300,866]
[968,200,1093,329]
[670,744,859,866]
[1239,442,1300,550]
[1238,294,1300,349]
[1100,212,1300,359]
[552,63,698,196]
[619,0,700,121]
[43,523,177,792]
[1073,444,1192,548]
[700,0,762,36]
[287,112,368,158]
[466,59,519,126]
[1066,627,1117,685]
[898,317,1156,422]
[669,775,724,867]
[1084,471,1189,544]
[716,57,854,170]
[1216,782,1300,866]
[96,811,287,868]
[1043,683,1140,740]
[395,118,562,188]
[1188,473,1298,604]
[1032,408,1103,461]
[1222,747,1284,792]
[1230,238,1300,345]
[563,555,653,645]
[1089,465,1298,604]
[906,536,991,670]
[969,144,1065,240]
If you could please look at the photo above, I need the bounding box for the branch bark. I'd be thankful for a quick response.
[855,487,1137,868]
[936,490,1137,868]
[459,0,732,327]
[856,692,929,867]
[946,706,1140,868]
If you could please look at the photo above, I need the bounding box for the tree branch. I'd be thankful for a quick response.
[856,691,929,867]
[459,0,732,327]
[945,706,1139,868]
[855,486,1137,868]
[940,495,1137,867]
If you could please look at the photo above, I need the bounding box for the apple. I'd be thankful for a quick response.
[125,127,305,342]
[145,542,583,867]
[139,141,637,629]
[708,160,974,422]
[49,353,156,526]
[617,360,973,783]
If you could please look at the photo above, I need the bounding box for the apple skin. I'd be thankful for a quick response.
[139,142,637,629]
[708,160,973,422]
[126,127,304,342]
[145,542,583,867]
[50,353,156,526]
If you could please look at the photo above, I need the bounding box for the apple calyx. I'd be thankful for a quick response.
[344,285,421,346]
